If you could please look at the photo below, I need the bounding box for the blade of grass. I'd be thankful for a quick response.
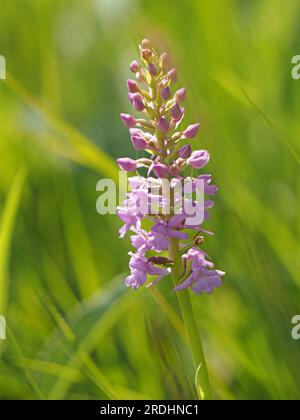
[58,171,100,297]
[149,287,185,339]
[5,73,119,181]
[10,357,83,382]
[7,327,45,400]
[36,277,133,399]
[41,295,118,399]
[0,169,26,314]
[226,182,300,287]
[240,86,300,166]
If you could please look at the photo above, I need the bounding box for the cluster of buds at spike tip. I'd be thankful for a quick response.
[117,39,224,296]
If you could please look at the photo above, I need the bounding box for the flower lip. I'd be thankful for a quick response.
[173,247,225,295]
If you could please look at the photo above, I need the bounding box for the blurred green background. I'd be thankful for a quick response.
[0,0,300,400]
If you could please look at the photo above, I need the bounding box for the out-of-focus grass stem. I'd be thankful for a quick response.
[168,237,212,400]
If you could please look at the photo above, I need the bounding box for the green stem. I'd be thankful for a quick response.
[168,237,212,400]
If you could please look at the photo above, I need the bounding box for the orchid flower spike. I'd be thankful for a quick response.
[117,39,224,297]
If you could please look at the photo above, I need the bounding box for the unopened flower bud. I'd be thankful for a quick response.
[161,86,171,100]
[179,144,192,159]
[130,60,140,73]
[141,38,151,49]
[131,135,147,150]
[153,163,169,178]
[183,123,200,139]
[141,49,152,60]
[175,87,186,103]
[120,113,136,128]
[159,52,170,71]
[117,158,137,172]
[131,93,145,111]
[148,63,158,76]
[157,117,170,132]
[167,68,177,84]
[187,150,210,169]
[127,79,138,93]
[171,103,184,122]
